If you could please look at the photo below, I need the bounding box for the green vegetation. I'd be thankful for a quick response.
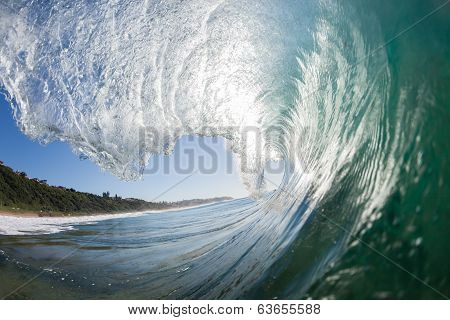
[0,161,231,216]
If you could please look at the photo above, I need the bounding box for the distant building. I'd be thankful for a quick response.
[16,171,27,178]
[125,198,141,202]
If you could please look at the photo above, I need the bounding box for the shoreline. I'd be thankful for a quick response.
[0,209,150,218]
[0,199,233,219]
[0,210,41,218]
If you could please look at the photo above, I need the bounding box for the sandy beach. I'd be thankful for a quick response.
[0,209,137,219]
[0,197,233,220]
[0,210,41,218]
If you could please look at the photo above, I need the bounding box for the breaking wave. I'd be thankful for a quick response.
[1,0,448,298]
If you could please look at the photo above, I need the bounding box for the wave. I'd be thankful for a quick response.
[1,0,448,298]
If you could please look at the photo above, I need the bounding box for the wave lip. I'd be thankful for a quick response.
[0,0,304,194]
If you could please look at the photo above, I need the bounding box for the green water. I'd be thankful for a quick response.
[259,0,450,299]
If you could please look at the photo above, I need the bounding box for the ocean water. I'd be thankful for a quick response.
[0,198,311,299]
[0,0,449,299]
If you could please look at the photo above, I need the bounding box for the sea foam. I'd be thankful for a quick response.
[0,212,146,235]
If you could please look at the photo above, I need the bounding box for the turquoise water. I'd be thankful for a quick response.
[0,0,449,299]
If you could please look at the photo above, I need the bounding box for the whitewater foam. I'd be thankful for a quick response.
[0,212,146,235]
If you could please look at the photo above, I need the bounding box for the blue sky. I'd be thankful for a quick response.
[0,93,252,201]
